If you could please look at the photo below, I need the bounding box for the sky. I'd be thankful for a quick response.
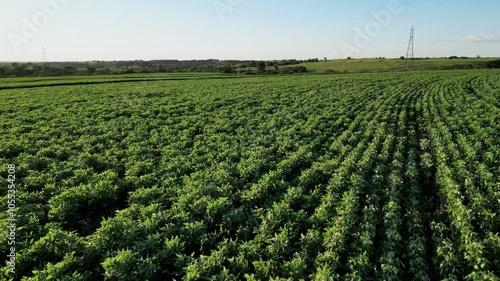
[0,0,499,61]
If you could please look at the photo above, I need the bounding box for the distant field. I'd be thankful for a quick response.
[296,57,496,73]
[0,69,499,280]
[0,72,232,89]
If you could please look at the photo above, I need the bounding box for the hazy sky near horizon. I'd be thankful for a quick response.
[1,0,499,61]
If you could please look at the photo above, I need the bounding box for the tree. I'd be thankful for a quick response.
[223,66,235,73]
[293,66,307,73]
[256,62,266,74]
[63,66,76,75]
[400,56,405,60]
[12,64,32,76]
[486,59,500,68]
[280,66,307,74]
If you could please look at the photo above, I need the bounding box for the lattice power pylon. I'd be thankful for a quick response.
[42,47,47,63]
[404,26,415,71]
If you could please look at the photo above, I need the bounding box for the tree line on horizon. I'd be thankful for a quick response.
[0,59,313,77]
[0,58,499,78]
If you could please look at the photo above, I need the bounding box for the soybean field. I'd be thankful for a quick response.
[0,70,499,280]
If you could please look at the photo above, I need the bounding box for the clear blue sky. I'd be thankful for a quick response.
[1,0,499,61]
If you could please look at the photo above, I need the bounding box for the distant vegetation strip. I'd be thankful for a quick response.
[1,57,499,78]
[0,73,240,90]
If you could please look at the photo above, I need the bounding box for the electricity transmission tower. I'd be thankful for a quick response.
[42,47,47,63]
[404,26,415,71]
